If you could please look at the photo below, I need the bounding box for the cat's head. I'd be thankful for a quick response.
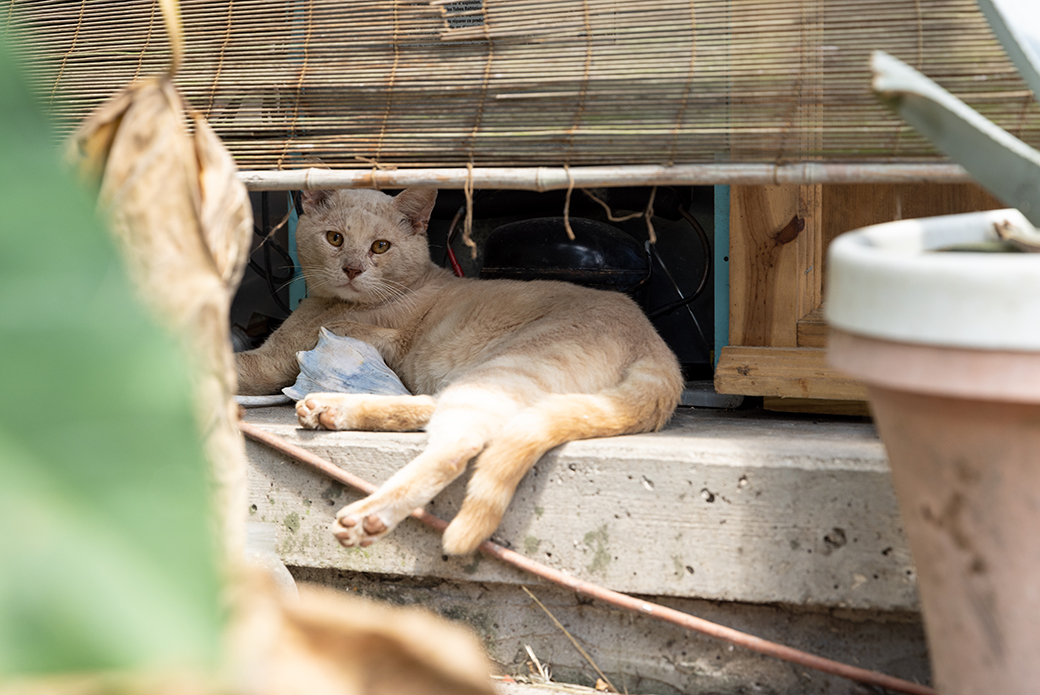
[295,187,437,304]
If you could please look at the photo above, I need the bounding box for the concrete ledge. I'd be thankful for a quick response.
[244,405,918,612]
[293,567,929,695]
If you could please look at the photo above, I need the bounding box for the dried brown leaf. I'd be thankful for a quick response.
[229,574,498,695]
[192,111,252,288]
[66,75,252,560]
[64,85,135,188]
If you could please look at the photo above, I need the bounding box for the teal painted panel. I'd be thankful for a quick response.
[287,192,306,309]
[712,185,729,369]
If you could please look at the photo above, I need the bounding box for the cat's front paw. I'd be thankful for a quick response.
[296,393,352,430]
[331,499,395,548]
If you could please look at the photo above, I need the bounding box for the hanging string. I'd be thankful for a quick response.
[667,0,697,167]
[373,0,401,166]
[48,0,85,106]
[644,186,658,244]
[577,187,657,244]
[458,3,493,261]
[580,188,643,223]
[131,1,158,83]
[205,0,233,117]
[560,0,593,232]
[562,164,576,240]
[276,0,313,171]
[462,161,478,260]
[353,155,397,170]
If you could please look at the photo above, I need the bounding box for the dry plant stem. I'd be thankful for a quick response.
[157,0,183,76]
[521,586,617,693]
[523,645,550,682]
[238,421,936,695]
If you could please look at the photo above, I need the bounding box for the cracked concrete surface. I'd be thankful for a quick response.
[243,405,930,694]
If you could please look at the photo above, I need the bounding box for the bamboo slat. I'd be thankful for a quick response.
[6,0,1039,173]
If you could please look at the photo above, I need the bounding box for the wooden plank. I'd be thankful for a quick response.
[799,183,824,327]
[721,183,998,398]
[728,184,822,347]
[764,397,872,418]
[820,183,1005,292]
[796,307,828,348]
[714,346,868,400]
[781,183,1005,350]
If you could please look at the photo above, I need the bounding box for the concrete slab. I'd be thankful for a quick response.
[243,405,918,612]
[292,566,929,695]
[680,380,745,408]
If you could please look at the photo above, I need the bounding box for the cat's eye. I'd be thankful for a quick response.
[371,239,391,254]
[326,231,344,247]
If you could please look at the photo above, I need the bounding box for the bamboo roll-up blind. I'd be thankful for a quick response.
[6,0,1039,171]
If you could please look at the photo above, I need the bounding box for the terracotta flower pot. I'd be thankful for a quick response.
[826,208,1040,695]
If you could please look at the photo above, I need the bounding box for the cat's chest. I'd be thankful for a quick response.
[306,297,398,327]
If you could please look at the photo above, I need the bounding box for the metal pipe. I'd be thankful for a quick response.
[239,162,972,191]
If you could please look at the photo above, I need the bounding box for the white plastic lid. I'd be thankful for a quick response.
[825,208,1040,351]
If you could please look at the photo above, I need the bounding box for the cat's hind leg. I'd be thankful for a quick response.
[328,385,523,548]
[296,393,436,431]
[442,357,681,554]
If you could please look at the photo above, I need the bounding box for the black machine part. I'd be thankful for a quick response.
[478,217,651,298]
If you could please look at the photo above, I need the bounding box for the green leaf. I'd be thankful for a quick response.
[872,50,1040,228]
[0,41,222,676]
[975,0,1040,102]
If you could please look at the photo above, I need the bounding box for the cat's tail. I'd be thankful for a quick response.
[441,352,682,555]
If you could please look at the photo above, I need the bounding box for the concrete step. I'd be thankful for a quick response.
[243,404,930,694]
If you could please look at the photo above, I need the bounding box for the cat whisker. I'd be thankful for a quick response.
[377,281,420,312]
[274,276,302,293]
[381,278,419,302]
[299,269,341,297]
[377,286,411,310]
[382,278,416,295]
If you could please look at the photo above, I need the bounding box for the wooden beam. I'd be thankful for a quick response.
[714,346,868,400]
[821,183,1004,246]
[764,397,872,418]
[728,185,822,347]
[238,163,975,192]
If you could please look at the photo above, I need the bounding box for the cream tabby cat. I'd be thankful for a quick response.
[236,187,683,555]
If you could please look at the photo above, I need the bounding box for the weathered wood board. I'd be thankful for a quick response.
[720,182,1004,405]
[727,184,822,348]
[715,346,868,400]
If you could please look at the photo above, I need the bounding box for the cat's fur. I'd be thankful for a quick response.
[236,187,683,555]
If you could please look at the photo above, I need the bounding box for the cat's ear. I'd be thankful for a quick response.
[393,187,437,236]
[300,189,332,215]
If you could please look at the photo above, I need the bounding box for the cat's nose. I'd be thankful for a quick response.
[343,266,363,281]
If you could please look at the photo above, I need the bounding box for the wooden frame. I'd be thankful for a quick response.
[715,183,1004,407]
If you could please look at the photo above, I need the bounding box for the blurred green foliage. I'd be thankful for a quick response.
[0,42,223,677]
